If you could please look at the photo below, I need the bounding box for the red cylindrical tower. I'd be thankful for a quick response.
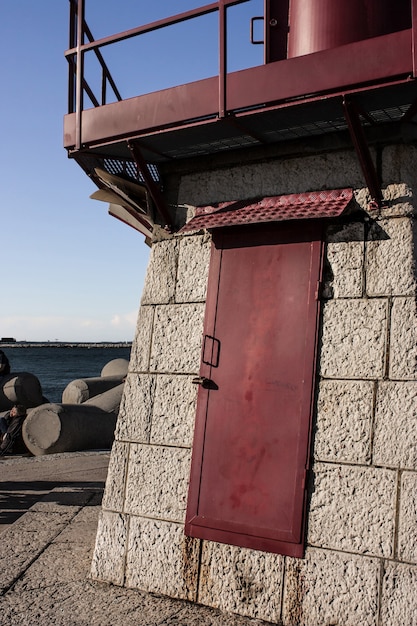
[287,0,411,58]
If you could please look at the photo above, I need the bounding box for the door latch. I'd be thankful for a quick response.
[192,376,211,388]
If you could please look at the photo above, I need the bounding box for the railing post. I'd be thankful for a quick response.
[219,0,227,118]
[101,73,107,106]
[68,0,76,114]
[75,0,85,150]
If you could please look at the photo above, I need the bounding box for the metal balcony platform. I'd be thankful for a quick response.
[64,0,417,225]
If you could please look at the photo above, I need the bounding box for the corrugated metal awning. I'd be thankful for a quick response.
[180,188,353,232]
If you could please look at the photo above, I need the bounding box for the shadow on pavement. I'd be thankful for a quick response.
[0,480,105,526]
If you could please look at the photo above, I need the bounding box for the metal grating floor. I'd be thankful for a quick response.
[74,79,417,177]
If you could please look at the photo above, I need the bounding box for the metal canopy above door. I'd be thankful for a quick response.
[180,188,353,232]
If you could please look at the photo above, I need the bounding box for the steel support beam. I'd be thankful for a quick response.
[128,142,173,231]
[343,97,383,208]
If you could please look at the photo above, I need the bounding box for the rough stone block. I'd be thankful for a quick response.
[353,187,372,210]
[380,183,415,217]
[366,217,416,296]
[178,162,266,206]
[124,443,191,522]
[150,303,205,373]
[373,382,417,469]
[115,374,155,443]
[91,511,128,585]
[141,239,178,304]
[380,562,417,626]
[125,516,200,601]
[282,548,380,626]
[198,541,283,623]
[308,463,396,557]
[389,297,417,380]
[177,150,363,207]
[150,374,197,447]
[381,144,403,183]
[364,184,415,220]
[176,234,212,303]
[314,380,374,464]
[320,299,388,379]
[323,223,364,299]
[382,144,417,210]
[271,151,363,197]
[398,471,417,564]
[130,306,154,372]
[101,441,129,512]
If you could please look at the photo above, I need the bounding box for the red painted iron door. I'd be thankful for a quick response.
[185,222,323,557]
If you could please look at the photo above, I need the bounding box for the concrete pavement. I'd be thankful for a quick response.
[0,451,109,531]
[0,453,270,625]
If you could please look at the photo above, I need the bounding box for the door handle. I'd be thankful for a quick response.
[202,335,220,367]
[250,16,264,44]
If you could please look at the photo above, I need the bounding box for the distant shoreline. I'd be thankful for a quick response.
[1,342,132,349]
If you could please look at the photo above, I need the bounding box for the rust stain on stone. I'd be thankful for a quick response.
[181,535,199,600]
[198,555,211,591]
[285,562,306,626]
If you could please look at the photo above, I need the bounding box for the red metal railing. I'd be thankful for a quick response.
[66,0,252,148]
[66,0,417,146]
[67,0,123,113]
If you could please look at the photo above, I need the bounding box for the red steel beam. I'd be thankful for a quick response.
[128,142,173,230]
[75,0,84,150]
[219,1,227,118]
[343,98,383,208]
[226,30,412,111]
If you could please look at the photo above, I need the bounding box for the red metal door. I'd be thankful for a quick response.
[185,222,323,557]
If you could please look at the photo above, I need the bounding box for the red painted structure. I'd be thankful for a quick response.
[186,223,323,557]
[65,0,417,223]
[63,1,417,558]
[287,0,410,58]
[180,188,354,231]
[184,190,352,557]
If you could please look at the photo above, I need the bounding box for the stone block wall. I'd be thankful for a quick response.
[92,144,417,625]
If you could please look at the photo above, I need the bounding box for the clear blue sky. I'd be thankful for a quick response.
[0,0,262,342]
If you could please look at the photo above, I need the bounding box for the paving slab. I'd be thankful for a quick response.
[0,451,110,530]
[0,453,272,625]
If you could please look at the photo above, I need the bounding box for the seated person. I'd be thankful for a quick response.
[0,404,27,456]
[0,349,10,376]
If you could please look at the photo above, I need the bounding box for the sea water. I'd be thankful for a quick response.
[3,345,131,404]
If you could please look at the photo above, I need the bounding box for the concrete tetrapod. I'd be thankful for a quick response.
[100,358,129,378]
[83,382,124,413]
[0,372,44,410]
[22,383,124,456]
[62,375,126,404]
